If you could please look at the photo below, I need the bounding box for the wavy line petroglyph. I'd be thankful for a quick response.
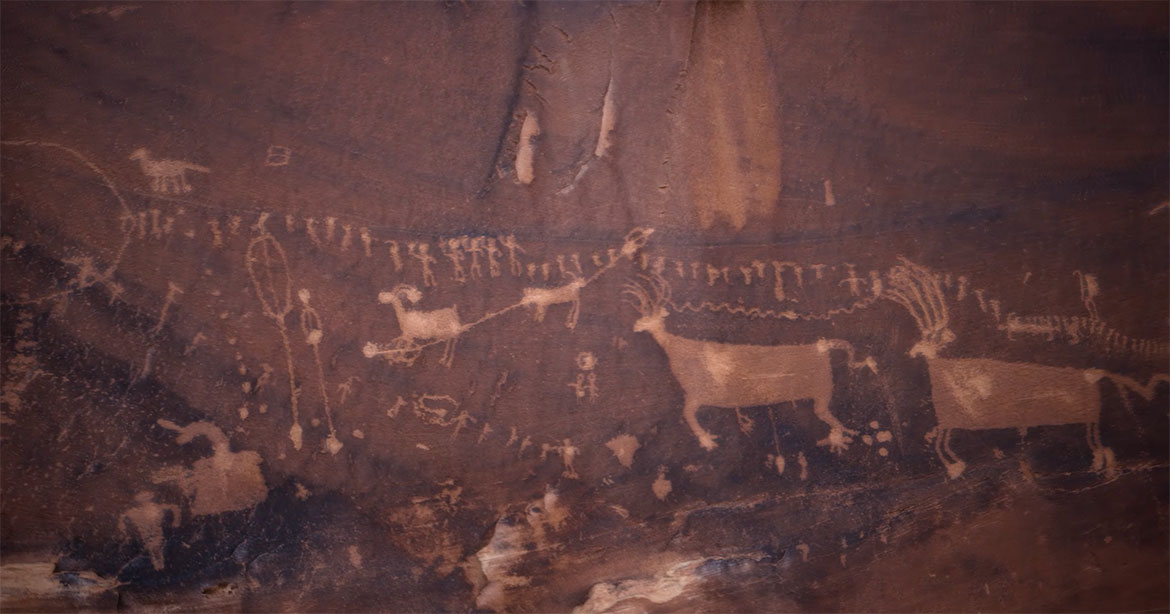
[622,274,877,451]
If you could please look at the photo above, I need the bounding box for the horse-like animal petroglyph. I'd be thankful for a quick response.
[521,273,587,329]
[622,274,876,452]
[129,148,209,194]
[886,258,1169,479]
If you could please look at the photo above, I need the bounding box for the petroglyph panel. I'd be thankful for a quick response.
[2,2,1167,612]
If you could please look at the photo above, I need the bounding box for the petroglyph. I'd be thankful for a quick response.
[337,376,360,405]
[129,148,209,194]
[1,140,134,300]
[623,274,875,451]
[384,239,404,272]
[304,217,323,247]
[522,274,586,329]
[359,227,373,257]
[1074,271,1101,321]
[652,466,672,500]
[463,236,485,279]
[151,419,266,516]
[245,233,303,449]
[499,234,525,276]
[370,285,463,367]
[540,439,580,479]
[207,220,224,248]
[150,282,183,335]
[264,145,292,167]
[386,393,475,439]
[298,289,341,454]
[408,242,438,287]
[120,492,179,570]
[365,228,652,367]
[566,351,600,402]
[1,310,44,416]
[441,239,468,283]
[887,258,1169,478]
[605,434,639,468]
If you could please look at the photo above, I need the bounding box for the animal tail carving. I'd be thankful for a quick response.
[184,162,211,173]
[1091,371,1170,402]
[818,339,879,374]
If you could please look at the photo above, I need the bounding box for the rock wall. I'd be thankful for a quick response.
[2,2,1167,611]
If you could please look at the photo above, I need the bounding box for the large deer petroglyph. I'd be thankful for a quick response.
[623,275,876,452]
[886,259,1168,479]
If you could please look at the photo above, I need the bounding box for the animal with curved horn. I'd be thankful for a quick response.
[623,274,875,452]
[886,258,1168,479]
[369,284,464,367]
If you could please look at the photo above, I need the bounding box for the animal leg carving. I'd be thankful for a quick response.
[813,398,856,454]
[565,299,580,329]
[441,338,457,368]
[1087,422,1115,477]
[939,428,966,479]
[684,400,718,451]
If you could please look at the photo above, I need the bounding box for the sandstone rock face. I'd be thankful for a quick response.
[2,3,1167,612]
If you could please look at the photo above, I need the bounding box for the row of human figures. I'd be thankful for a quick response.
[366,256,1168,479]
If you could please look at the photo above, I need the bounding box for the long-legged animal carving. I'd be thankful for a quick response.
[373,284,463,366]
[521,273,586,329]
[886,258,1168,479]
[623,275,875,452]
[129,148,210,194]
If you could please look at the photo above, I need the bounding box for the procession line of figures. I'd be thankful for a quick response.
[0,138,1165,483]
[363,247,1168,479]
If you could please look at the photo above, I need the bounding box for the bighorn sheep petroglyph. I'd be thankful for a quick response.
[886,258,1168,479]
[367,284,464,367]
[623,274,875,452]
